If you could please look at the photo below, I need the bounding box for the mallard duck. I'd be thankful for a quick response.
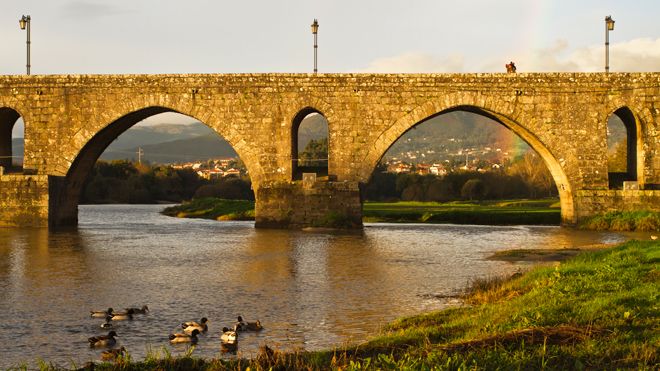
[220,326,238,353]
[182,317,208,333]
[236,316,263,331]
[125,305,149,314]
[100,315,113,329]
[169,329,199,344]
[100,346,126,361]
[88,331,117,347]
[90,308,113,318]
[111,309,134,321]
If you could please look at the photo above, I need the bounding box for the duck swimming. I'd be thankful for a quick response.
[236,316,263,331]
[111,309,134,321]
[90,308,113,318]
[88,331,118,348]
[182,317,208,334]
[169,328,199,344]
[126,305,149,314]
[220,326,238,352]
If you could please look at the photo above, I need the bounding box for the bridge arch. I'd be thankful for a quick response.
[50,105,263,227]
[291,107,329,180]
[601,101,653,189]
[361,98,576,225]
[0,107,23,173]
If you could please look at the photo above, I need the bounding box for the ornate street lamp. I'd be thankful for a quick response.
[605,15,615,73]
[19,15,31,75]
[311,19,319,74]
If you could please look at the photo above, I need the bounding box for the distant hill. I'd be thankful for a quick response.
[383,111,531,163]
[103,132,237,163]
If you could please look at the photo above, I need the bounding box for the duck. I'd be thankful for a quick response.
[169,328,199,344]
[100,346,126,361]
[125,305,149,314]
[90,308,113,318]
[100,315,113,329]
[220,326,238,352]
[182,317,208,334]
[111,309,134,321]
[236,316,263,331]
[88,331,118,348]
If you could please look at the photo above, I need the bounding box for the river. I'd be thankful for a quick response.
[0,205,635,368]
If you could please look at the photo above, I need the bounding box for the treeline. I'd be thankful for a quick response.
[364,153,557,202]
[81,160,253,204]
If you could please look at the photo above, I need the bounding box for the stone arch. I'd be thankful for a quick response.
[0,107,23,173]
[361,97,576,225]
[291,106,329,180]
[50,105,263,227]
[601,101,652,188]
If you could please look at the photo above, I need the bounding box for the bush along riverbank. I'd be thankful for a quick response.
[58,240,657,370]
[579,210,660,232]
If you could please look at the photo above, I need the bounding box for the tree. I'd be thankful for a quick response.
[506,152,556,198]
[461,178,486,200]
[299,137,328,167]
[608,141,627,173]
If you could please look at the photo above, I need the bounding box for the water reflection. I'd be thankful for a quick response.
[0,205,637,368]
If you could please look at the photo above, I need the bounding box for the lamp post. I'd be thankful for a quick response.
[19,15,31,75]
[311,19,319,74]
[605,15,615,73]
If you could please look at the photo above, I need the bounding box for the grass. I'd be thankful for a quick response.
[579,210,660,231]
[28,240,658,370]
[161,198,255,221]
[363,199,561,225]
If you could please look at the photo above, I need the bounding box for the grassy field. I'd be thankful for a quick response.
[60,239,658,370]
[363,199,561,225]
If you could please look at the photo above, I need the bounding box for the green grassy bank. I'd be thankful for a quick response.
[579,210,660,232]
[53,240,657,370]
[161,198,255,221]
[363,199,560,225]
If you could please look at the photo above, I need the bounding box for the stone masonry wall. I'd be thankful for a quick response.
[575,190,660,217]
[0,174,49,227]
[255,181,362,229]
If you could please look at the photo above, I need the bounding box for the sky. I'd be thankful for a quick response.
[2,0,660,75]
[4,0,660,133]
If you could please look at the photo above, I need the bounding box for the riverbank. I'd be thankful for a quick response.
[363,199,560,225]
[163,198,561,225]
[161,198,255,220]
[72,239,657,370]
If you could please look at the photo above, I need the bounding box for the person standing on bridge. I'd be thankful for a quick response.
[506,61,517,73]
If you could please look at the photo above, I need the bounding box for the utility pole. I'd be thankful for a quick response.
[137,147,143,165]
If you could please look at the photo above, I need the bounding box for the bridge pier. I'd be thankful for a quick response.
[0,173,49,227]
[255,180,363,229]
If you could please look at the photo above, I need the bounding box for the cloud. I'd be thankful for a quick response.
[516,37,660,72]
[358,38,660,73]
[61,1,132,19]
[357,52,466,73]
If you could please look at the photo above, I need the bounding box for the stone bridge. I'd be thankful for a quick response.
[0,73,658,228]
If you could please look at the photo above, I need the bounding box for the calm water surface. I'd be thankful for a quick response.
[0,205,636,367]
